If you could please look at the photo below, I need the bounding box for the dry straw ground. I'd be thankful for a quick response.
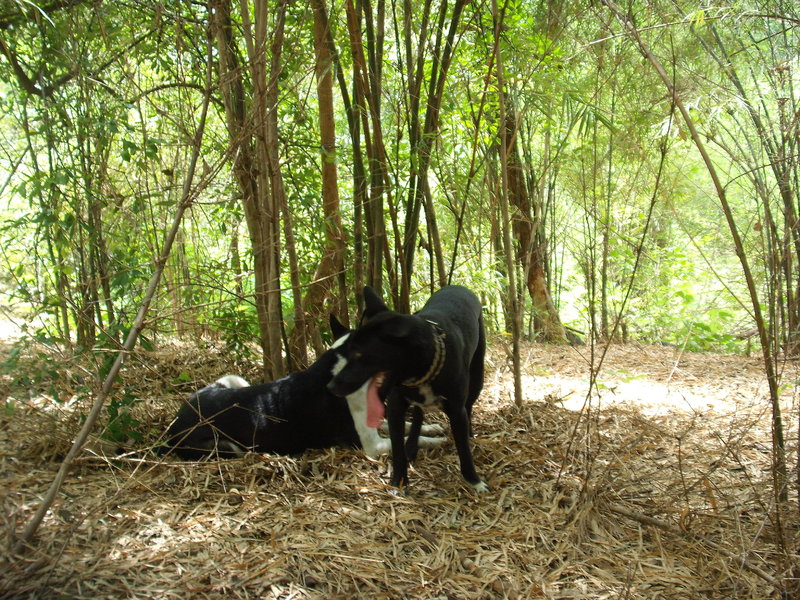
[0,335,797,599]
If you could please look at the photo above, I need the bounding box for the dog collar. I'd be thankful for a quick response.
[404,320,446,387]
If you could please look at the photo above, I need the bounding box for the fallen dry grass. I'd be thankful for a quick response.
[1,337,797,599]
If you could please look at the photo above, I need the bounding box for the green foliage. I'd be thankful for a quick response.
[103,386,142,444]
[0,0,796,360]
[0,336,69,402]
[209,301,261,359]
[678,317,741,353]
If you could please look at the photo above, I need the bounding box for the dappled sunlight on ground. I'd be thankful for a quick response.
[495,340,786,420]
[526,371,774,417]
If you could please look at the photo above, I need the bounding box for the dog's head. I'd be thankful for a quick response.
[328,310,391,430]
[327,287,431,400]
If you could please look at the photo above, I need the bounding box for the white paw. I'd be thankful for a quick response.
[471,480,489,493]
[364,438,392,458]
[420,423,446,436]
[417,435,447,449]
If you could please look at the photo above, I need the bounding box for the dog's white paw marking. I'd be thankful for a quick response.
[417,435,447,449]
[420,423,446,436]
[471,480,489,493]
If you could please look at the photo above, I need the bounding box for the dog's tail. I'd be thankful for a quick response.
[212,374,250,389]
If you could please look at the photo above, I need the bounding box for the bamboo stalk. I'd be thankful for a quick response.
[492,0,523,408]
[10,30,215,557]
[602,0,787,528]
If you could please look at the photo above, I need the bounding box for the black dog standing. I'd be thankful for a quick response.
[328,285,488,492]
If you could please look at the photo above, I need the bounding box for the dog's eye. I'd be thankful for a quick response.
[352,351,362,360]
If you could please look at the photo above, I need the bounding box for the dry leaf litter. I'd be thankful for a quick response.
[0,336,797,599]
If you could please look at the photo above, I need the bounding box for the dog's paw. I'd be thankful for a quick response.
[420,423,446,436]
[387,486,408,497]
[417,435,447,449]
[364,438,392,458]
[471,480,490,494]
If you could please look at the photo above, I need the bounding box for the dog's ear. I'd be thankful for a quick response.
[378,315,413,341]
[362,286,389,319]
[329,314,350,340]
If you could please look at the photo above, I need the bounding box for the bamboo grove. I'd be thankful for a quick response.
[0,1,796,369]
[2,0,800,578]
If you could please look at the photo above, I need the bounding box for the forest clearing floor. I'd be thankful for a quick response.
[0,332,798,599]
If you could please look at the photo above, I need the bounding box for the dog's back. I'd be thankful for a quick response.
[418,285,485,401]
[418,285,483,350]
[163,348,361,459]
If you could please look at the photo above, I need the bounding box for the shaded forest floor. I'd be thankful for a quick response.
[1,333,798,599]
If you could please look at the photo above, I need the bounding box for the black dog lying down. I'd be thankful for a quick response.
[162,317,446,460]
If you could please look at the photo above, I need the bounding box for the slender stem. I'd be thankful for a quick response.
[11,29,215,556]
[603,0,787,541]
[492,0,522,407]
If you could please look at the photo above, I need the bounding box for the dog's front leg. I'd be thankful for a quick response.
[404,405,424,462]
[387,391,409,489]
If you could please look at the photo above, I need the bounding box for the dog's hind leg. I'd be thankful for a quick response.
[416,434,446,450]
[379,419,438,436]
[465,317,486,437]
[420,423,445,436]
[447,401,488,493]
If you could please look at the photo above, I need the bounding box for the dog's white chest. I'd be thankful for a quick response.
[409,384,443,412]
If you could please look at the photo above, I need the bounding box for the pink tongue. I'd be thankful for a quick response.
[366,372,387,428]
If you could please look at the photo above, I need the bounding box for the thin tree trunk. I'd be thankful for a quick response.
[281,190,308,369]
[254,0,308,369]
[230,219,244,299]
[603,0,788,548]
[693,20,800,354]
[364,0,389,295]
[75,211,96,347]
[321,11,364,319]
[504,110,567,344]
[312,0,347,321]
[213,0,284,379]
[400,0,466,310]
[422,178,446,287]
[601,83,616,341]
[243,0,285,378]
[345,0,389,294]
[11,35,214,554]
[261,0,289,372]
[493,0,522,407]
[286,0,349,356]
[20,101,72,344]
[89,193,116,340]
